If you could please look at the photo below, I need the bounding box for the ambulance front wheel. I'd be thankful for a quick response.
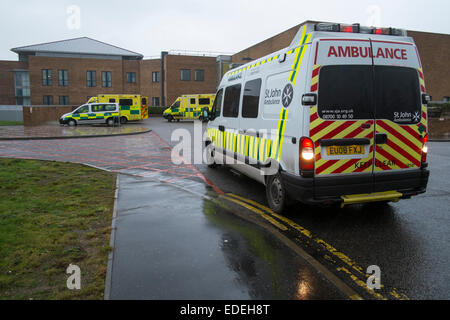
[167,115,174,122]
[266,173,288,214]
[120,117,128,124]
[206,144,218,168]
[68,119,77,127]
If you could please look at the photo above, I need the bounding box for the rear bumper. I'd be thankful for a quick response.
[281,167,430,206]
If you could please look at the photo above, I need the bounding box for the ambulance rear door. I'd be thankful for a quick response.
[370,39,427,191]
[310,37,376,196]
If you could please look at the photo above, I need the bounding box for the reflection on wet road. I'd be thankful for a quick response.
[109,175,346,299]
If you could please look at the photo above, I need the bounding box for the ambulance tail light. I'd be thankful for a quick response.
[421,134,428,165]
[300,137,315,176]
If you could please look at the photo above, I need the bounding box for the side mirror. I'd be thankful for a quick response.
[205,108,215,121]
[302,93,317,106]
[422,93,431,105]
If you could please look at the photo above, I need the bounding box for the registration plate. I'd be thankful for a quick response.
[327,145,365,156]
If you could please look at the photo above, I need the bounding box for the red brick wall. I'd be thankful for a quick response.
[0,60,28,105]
[408,31,450,101]
[22,105,77,126]
[164,55,217,106]
[140,59,161,105]
[27,56,139,106]
[232,24,301,64]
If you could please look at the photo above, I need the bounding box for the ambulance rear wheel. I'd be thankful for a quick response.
[68,119,77,127]
[266,173,287,214]
[120,117,127,124]
[106,118,115,127]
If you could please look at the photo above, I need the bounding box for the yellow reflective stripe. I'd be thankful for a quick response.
[245,135,249,157]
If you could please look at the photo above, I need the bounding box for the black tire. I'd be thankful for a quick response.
[176,119,180,122]
[266,173,288,214]
[120,116,128,124]
[206,144,218,168]
[106,118,115,127]
[68,119,77,127]
[168,115,174,122]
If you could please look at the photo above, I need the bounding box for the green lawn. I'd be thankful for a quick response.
[0,158,116,299]
[0,121,23,126]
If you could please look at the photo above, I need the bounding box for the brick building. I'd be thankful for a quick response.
[231,21,450,102]
[1,23,449,112]
[0,37,217,108]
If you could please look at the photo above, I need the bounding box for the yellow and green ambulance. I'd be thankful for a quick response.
[163,94,215,122]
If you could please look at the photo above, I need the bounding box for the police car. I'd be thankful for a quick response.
[205,22,430,213]
[59,102,120,126]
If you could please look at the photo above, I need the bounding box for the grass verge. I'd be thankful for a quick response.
[0,121,24,126]
[0,158,116,299]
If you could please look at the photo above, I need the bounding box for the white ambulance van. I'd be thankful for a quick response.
[205,22,430,213]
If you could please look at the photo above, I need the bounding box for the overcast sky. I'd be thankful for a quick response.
[0,0,449,60]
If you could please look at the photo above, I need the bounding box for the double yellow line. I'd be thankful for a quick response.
[221,193,409,300]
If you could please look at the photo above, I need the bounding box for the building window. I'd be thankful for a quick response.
[43,95,53,105]
[58,70,68,86]
[14,71,30,105]
[59,96,69,105]
[102,71,112,87]
[152,97,160,107]
[195,69,204,81]
[42,69,52,86]
[87,71,96,87]
[126,72,136,83]
[152,71,160,83]
[444,97,450,102]
[180,69,191,81]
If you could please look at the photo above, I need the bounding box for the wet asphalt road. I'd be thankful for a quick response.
[145,117,450,300]
[110,175,346,299]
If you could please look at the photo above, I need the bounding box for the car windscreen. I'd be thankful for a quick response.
[374,66,421,124]
[318,65,373,120]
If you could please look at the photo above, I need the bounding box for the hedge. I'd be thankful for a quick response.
[148,106,167,115]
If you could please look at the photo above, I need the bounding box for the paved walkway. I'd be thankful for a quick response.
[0,124,150,140]
[0,131,206,186]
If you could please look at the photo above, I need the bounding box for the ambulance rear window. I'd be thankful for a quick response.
[374,66,421,124]
[318,65,373,120]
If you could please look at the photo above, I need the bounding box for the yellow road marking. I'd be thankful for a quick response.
[224,193,409,300]
[221,195,288,231]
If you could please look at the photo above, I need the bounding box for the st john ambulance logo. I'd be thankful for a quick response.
[282,83,294,108]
